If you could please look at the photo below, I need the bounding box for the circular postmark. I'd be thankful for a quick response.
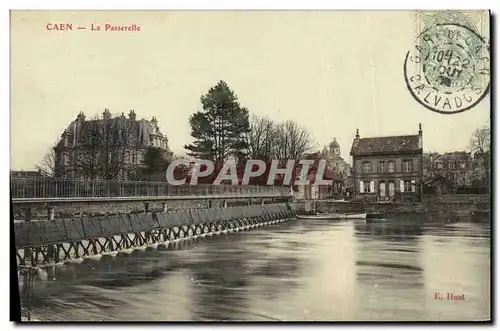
[404,13,490,114]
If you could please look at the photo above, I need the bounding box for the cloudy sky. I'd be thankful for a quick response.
[11,10,490,170]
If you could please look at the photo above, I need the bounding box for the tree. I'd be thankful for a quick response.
[246,115,277,161]
[273,120,317,160]
[184,81,250,164]
[247,115,317,161]
[139,146,172,180]
[75,114,133,180]
[36,145,58,177]
[469,124,490,188]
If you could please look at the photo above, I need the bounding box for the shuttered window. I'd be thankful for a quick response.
[404,180,412,192]
[388,161,395,173]
[403,160,413,173]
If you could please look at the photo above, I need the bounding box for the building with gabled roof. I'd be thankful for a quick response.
[350,124,424,202]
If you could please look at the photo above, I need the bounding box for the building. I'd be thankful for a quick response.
[321,138,352,185]
[293,151,344,200]
[423,151,476,193]
[350,124,424,202]
[422,152,440,179]
[54,109,170,180]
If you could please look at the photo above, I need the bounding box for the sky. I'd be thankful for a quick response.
[10,10,490,170]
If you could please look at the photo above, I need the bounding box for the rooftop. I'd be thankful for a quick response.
[55,110,167,150]
[434,151,471,161]
[350,134,421,156]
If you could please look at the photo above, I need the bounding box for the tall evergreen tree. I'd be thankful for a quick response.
[184,81,250,164]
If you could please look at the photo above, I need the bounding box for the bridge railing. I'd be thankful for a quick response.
[10,177,292,199]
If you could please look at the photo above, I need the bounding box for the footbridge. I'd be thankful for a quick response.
[11,178,293,221]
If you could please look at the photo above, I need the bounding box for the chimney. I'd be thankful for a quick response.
[355,128,360,139]
[61,129,69,147]
[103,108,111,120]
[418,123,423,149]
[129,110,136,121]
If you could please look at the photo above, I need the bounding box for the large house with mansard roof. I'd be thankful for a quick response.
[54,109,171,180]
[349,124,424,202]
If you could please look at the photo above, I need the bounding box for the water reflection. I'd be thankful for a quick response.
[28,215,490,321]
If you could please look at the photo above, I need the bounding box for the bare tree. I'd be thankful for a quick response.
[469,125,490,171]
[247,115,317,161]
[468,124,490,189]
[271,120,317,160]
[282,120,317,160]
[36,144,57,177]
[246,115,276,161]
[75,114,133,180]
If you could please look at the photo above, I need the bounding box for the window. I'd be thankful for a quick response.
[448,161,455,169]
[378,161,385,173]
[449,173,455,181]
[379,181,386,197]
[387,161,395,173]
[403,160,413,173]
[388,181,395,197]
[364,181,371,193]
[404,180,412,192]
[362,162,372,173]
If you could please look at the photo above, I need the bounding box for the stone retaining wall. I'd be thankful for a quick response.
[293,199,488,215]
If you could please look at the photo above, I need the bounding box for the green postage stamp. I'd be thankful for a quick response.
[404,10,490,114]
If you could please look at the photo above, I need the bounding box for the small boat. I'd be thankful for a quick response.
[345,213,366,219]
[297,214,336,220]
[329,213,366,219]
[297,213,366,220]
[366,212,390,222]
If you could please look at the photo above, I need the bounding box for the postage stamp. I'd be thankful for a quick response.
[404,11,490,114]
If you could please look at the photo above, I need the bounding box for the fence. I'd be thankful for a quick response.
[11,177,292,199]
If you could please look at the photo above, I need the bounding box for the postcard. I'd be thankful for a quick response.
[10,10,491,322]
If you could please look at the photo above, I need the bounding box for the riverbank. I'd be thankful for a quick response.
[292,198,490,222]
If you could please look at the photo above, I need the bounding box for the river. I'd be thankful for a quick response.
[25,215,491,322]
